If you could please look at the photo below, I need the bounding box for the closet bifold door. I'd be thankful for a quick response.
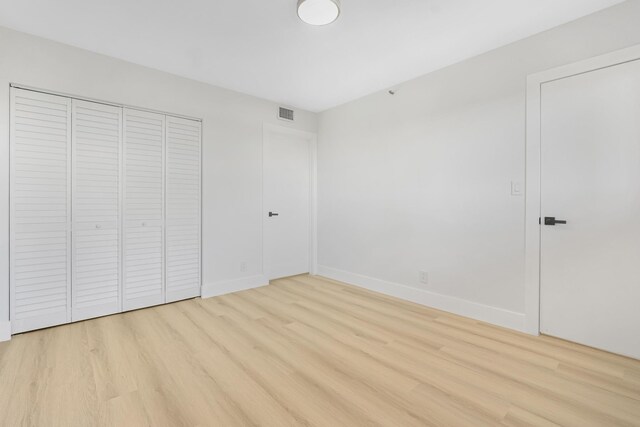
[165,116,201,302]
[71,99,122,321]
[10,88,72,333]
[122,109,165,311]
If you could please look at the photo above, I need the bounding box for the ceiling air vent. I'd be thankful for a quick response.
[278,107,294,121]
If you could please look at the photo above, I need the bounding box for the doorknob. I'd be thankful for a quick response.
[269,212,279,217]
[544,217,567,226]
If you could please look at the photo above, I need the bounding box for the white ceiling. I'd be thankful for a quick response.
[0,0,625,111]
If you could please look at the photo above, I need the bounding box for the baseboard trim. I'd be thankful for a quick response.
[317,265,526,333]
[0,321,11,342]
[201,274,269,299]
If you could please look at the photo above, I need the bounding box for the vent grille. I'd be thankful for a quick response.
[279,107,294,121]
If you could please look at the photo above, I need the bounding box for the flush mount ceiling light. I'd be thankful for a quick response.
[297,0,341,26]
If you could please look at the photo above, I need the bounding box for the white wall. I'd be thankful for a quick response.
[317,0,640,332]
[0,26,317,329]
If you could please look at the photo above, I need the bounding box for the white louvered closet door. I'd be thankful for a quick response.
[71,100,122,321]
[123,109,165,311]
[165,116,201,302]
[10,88,72,333]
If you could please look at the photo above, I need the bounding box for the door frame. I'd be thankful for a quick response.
[524,44,640,335]
[261,123,318,280]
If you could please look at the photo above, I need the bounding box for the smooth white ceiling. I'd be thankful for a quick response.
[0,0,625,111]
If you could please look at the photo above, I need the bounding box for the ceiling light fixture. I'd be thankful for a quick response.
[297,0,341,26]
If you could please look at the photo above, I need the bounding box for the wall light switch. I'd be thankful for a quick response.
[511,181,524,196]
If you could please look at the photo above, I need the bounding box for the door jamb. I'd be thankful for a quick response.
[524,44,640,335]
[262,123,318,281]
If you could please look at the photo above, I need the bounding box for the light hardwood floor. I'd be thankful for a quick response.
[1,275,639,426]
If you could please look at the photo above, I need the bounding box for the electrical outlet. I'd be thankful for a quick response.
[240,261,247,273]
[419,271,428,284]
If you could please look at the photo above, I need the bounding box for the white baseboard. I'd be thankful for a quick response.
[0,321,10,342]
[201,274,269,299]
[317,265,526,333]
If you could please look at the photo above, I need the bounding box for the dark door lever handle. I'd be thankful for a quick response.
[269,212,279,217]
[544,217,567,226]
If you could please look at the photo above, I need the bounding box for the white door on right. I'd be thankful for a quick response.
[263,126,313,280]
[540,59,640,359]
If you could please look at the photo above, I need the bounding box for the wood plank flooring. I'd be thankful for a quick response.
[1,274,639,426]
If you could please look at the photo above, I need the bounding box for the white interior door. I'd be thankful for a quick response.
[10,88,72,333]
[123,109,165,311]
[263,126,313,280]
[71,99,122,321]
[540,59,640,359]
[165,116,201,302]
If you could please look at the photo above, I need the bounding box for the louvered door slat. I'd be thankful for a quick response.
[10,88,72,333]
[123,109,165,311]
[71,99,122,321]
[166,116,201,303]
